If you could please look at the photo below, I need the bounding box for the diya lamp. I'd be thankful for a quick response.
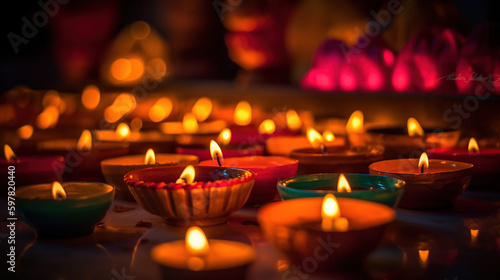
[258,194,395,272]
[265,130,346,157]
[277,172,405,207]
[176,129,264,161]
[16,181,114,238]
[94,122,176,154]
[365,117,460,159]
[160,110,227,137]
[124,165,255,226]
[38,130,129,181]
[290,128,384,175]
[151,226,256,280]
[369,152,473,209]
[0,144,65,187]
[101,148,199,201]
[199,141,298,204]
[428,137,500,188]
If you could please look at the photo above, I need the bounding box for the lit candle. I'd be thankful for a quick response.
[345,110,365,147]
[321,194,349,232]
[16,181,114,238]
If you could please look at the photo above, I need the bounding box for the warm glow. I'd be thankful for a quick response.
[186,226,209,258]
[337,174,351,193]
[144,148,156,165]
[81,84,100,110]
[116,123,131,139]
[51,181,67,200]
[42,90,61,108]
[321,194,348,232]
[130,21,151,40]
[210,140,224,165]
[470,229,479,243]
[407,117,424,137]
[128,58,145,81]
[286,109,302,131]
[468,137,479,153]
[418,152,429,173]
[18,124,34,140]
[346,110,364,133]
[234,101,252,126]
[149,97,173,122]
[176,165,195,185]
[105,93,137,123]
[306,128,324,150]
[77,130,92,151]
[258,119,276,134]
[217,128,231,146]
[183,113,199,133]
[323,130,335,142]
[418,250,429,268]
[36,106,59,129]
[111,58,132,81]
[4,145,16,161]
[192,97,213,122]
[131,117,143,131]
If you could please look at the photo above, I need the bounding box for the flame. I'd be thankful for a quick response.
[323,130,335,142]
[407,117,424,137]
[470,229,479,243]
[51,181,67,200]
[418,249,429,268]
[77,130,92,151]
[81,84,100,110]
[234,101,252,126]
[185,226,209,270]
[36,106,59,129]
[18,124,34,140]
[210,140,224,164]
[183,113,199,133]
[258,119,276,134]
[116,123,131,139]
[217,128,231,146]
[176,165,195,185]
[149,97,173,123]
[286,109,302,131]
[321,194,348,232]
[306,128,324,150]
[4,145,16,161]
[468,137,479,153]
[144,148,156,164]
[104,93,137,123]
[346,110,364,133]
[192,97,213,122]
[337,174,351,193]
[418,152,429,173]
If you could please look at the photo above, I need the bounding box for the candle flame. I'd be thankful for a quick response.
[192,97,213,122]
[258,119,276,134]
[470,229,479,243]
[18,124,34,140]
[468,137,479,153]
[4,145,17,161]
[418,152,429,173]
[210,140,224,165]
[176,165,195,185]
[217,128,231,146]
[346,110,364,133]
[116,123,131,139]
[36,106,59,129]
[81,84,100,110]
[321,194,348,232]
[149,97,173,123]
[418,249,429,268]
[234,101,252,126]
[286,109,302,131]
[337,174,351,193]
[104,93,137,123]
[77,130,92,151]
[51,181,67,200]
[322,130,335,142]
[306,128,324,151]
[144,148,156,165]
[186,226,209,270]
[407,117,424,137]
[183,113,199,133]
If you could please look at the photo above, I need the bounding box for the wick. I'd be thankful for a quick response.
[420,165,424,174]
[216,153,222,166]
[176,178,188,185]
[320,144,327,155]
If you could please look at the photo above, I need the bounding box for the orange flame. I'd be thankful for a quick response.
[4,145,16,161]
[183,113,199,133]
[36,106,59,129]
[346,110,364,133]
[468,137,479,153]
[51,181,67,200]
[116,123,131,139]
[407,117,424,137]
[418,152,429,173]
[185,226,209,271]
[322,130,335,142]
[81,84,100,110]
[176,165,195,185]
[286,109,302,131]
[144,148,156,164]
[77,130,92,151]
[210,140,224,165]
[258,119,276,134]
[306,128,324,150]
[470,229,479,243]
[418,249,429,268]
[337,174,351,193]
[18,124,34,140]
[192,97,213,122]
[321,194,348,232]
[234,101,252,126]
[217,128,231,146]
[149,97,173,123]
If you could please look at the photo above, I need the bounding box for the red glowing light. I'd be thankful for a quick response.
[383,50,395,67]
[392,64,410,92]
[339,67,356,91]
[302,68,335,91]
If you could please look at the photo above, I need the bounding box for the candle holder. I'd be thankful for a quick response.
[290,145,384,175]
[265,135,346,157]
[277,173,405,206]
[16,182,114,238]
[124,166,255,226]
[101,154,199,201]
[369,159,473,209]
[176,144,264,161]
[258,197,395,272]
